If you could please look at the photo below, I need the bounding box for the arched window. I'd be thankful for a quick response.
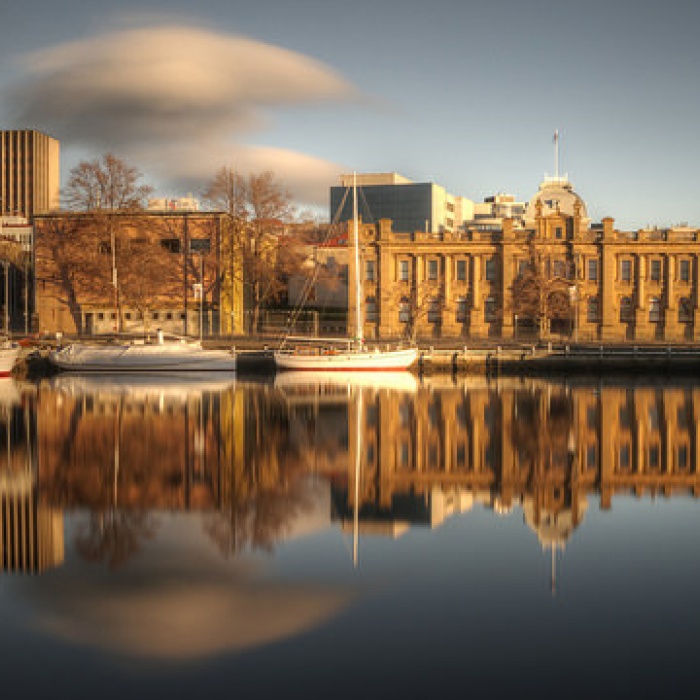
[398,297,410,323]
[619,296,633,323]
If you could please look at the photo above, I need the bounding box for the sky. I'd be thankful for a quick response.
[1,0,699,229]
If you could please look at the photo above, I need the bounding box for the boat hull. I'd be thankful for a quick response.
[49,342,237,372]
[0,344,21,377]
[274,347,418,372]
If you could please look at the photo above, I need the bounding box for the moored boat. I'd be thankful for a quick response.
[49,333,237,372]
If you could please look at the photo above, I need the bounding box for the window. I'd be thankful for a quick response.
[428,259,439,281]
[649,297,661,322]
[679,297,693,323]
[399,260,409,281]
[650,259,662,282]
[620,296,634,323]
[518,260,530,276]
[399,297,411,323]
[555,226,563,240]
[586,445,597,469]
[189,238,211,253]
[619,444,631,469]
[648,445,660,469]
[365,296,377,321]
[456,296,468,322]
[680,259,691,282]
[456,259,467,281]
[485,296,497,322]
[678,445,689,470]
[365,260,375,281]
[162,238,181,253]
[427,298,441,323]
[586,297,599,322]
[553,260,566,278]
[485,258,496,281]
[620,259,632,282]
[588,259,598,281]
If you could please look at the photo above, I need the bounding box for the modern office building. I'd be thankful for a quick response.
[0,129,60,220]
[330,173,474,234]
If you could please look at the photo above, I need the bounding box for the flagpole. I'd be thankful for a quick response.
[554,129,560,180]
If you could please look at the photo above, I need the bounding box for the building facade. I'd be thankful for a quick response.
[349,177,700,343]
[0,129,60,220]
[34,210,243,336]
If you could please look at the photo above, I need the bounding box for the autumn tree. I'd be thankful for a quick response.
[509,237,574,339]
[61,153,154,332]
[203,167,302,332]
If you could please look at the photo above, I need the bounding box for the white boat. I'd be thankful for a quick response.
[0,340,21,377]
[274,174,419,373]
[49,333,237,372]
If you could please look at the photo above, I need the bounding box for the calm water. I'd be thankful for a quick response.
[2,371,700,698]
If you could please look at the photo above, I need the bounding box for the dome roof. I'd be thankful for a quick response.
[524,177,589,226]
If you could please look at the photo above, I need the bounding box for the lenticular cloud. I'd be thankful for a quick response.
[14,25,354,145]
[8,24,355,206]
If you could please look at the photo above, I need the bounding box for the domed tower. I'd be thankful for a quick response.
[524,176,591,232]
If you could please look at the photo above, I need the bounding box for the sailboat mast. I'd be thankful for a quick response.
[352,173,363,347]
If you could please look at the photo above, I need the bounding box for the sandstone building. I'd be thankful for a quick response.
[347,176,700,342]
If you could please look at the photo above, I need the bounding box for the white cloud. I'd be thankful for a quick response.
[8,24,357,207]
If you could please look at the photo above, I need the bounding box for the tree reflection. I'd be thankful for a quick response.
[75,510,156,570]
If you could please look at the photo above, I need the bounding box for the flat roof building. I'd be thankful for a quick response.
[0,129,60,220]
[330,173,474,234]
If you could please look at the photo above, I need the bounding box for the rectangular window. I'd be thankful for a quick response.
[648,445,660,469]
[189,238,211,253]
[620,259,632,282]
[485,297,497,322]
[485,258,496,281]
[456,259,467,281]
[518,260,529,276]
[365,260,375,281]
[586,445,597,469]
[555,226,563,240]
[649,298,661,323]
[680,259,691,282]
[162,238,181,253]
[553,260,566,278]
[650,259,662,282]
[399,260,409,281]
[619,444,630,469]
[588,259,598,281]
[678,445,689,470]
[456,297,468,322]
[428,259,438,281]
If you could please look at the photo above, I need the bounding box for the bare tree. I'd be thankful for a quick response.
[61,154,154,332]
[203,168,301,332]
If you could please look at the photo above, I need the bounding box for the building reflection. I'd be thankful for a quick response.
[14,373,700,573]
[0,379,63,574]
[325,376,700,553]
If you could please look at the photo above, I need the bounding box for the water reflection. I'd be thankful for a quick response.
[2,372,700,693]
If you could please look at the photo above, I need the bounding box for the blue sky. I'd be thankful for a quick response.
[1,0,698,229]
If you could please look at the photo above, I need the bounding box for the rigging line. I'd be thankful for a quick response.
[278,186,352,348]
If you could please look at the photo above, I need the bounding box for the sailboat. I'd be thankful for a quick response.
[274,174,419,372]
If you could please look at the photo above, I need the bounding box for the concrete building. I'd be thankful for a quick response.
[0,129,60,220]
[330,173,474,234]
